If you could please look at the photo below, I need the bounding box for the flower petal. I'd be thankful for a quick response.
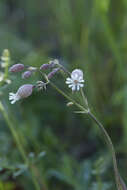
[72,85,76,91]
[77,84,80,91]
[66,77,72,82]
[79,79,84,83]
[79,83,84,87]
[66,81,72,84]
[68,84,74,88]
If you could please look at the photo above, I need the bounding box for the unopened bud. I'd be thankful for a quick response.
[40,64,51,70]
[22,71,32,79]
[67,102,74,107]
[47,68,60,79]
[40,60,58,70]
[9,63,24,73]
[16,84,34,98]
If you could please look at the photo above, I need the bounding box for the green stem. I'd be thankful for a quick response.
[80,89,126,190]
[50,83,126,190]
[80,88,89,108]
[0,102,40,190]
[0,102,27,163]
[88,111,124,190]
[50,81,87,112]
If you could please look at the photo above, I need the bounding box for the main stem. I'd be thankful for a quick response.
[49,82,126,190]
[88,111,124,190]
[50,81,86,112]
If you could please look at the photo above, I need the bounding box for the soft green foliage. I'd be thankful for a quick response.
[0,0,127,189]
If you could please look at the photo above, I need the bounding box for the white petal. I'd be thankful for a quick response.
[66,77,72,82]
[79,79,84,83]
[79,83,84,87]
[9,93,16,100]
[9,92,20,104]
[77,84,80,91]
[66,78,73,84]
[9,96,14,100]
[9,92,15,96]
[71,74,77,80]
[71,69,83,80]
[11,99,16,104]
[9,94,14,98]
[68,84,74,88]
[66,81,72,84]
[72,85,76,91]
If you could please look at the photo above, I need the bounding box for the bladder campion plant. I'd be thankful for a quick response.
[1,50,127,190]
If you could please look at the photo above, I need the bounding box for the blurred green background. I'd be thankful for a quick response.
[0,0,127,189]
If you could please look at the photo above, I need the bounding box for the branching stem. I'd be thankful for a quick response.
[49,81,127,190]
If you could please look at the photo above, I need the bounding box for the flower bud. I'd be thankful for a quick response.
[17,84,34,98]
[9,84,34,104]
[47,68,60,79]
[66,102,74,107]
[40,64,51,70]
[40,60,58,70]
[9,63,24,73]
[22,71,32,79]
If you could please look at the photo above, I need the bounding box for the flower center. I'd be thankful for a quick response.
[74,80,78,84]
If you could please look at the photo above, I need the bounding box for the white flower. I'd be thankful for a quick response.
[66,69,84,91]
[9,84,33,104]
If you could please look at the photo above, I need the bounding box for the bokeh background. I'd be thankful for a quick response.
[0,0,127,189]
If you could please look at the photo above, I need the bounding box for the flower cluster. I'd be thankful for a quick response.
[9,57,85,104]
[8,59,62,104]
[7,51,127,190]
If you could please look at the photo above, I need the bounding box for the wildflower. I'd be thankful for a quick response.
[9,84,34,104]
[22,71,32,79]
[66,69,84,91]
[47,68,60,79]
[9,63,24,73]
